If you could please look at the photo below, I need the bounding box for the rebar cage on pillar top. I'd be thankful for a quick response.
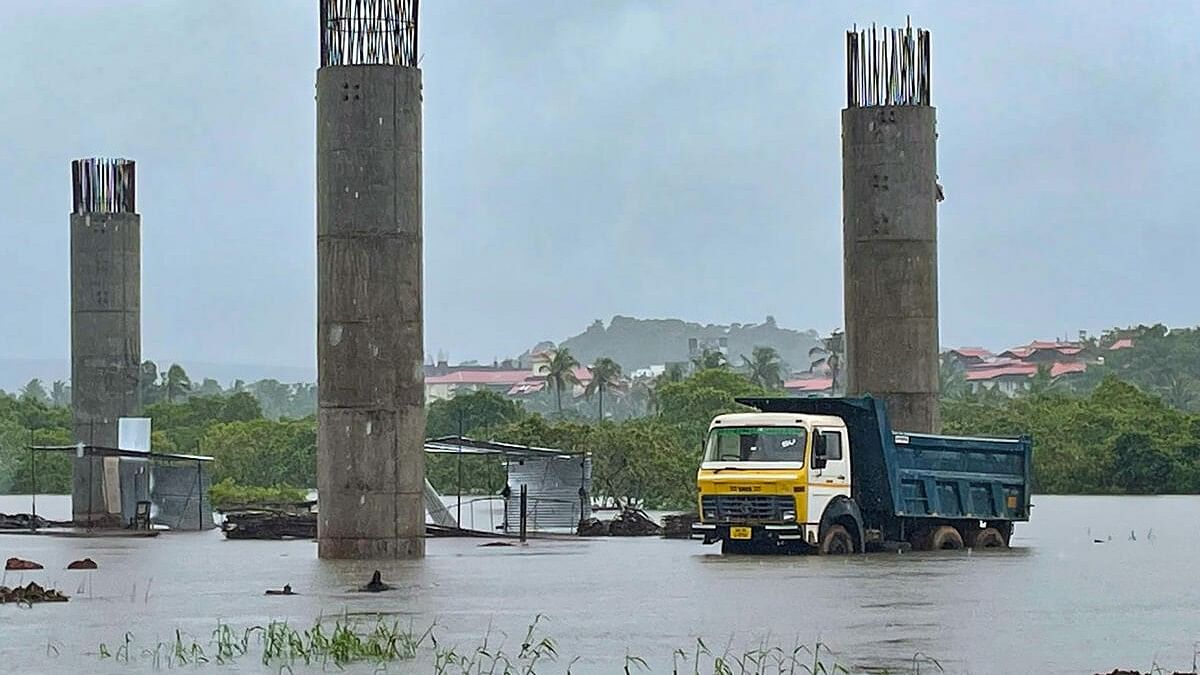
[71,158,135,215]
[320,0,419,68]
[846,20,931,108]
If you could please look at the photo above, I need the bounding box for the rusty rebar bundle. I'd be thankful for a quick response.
[320,0,419,68]
[846,20,930,108]
[71,158,135,214]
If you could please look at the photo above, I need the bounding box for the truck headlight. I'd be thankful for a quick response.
[782,510,796,522]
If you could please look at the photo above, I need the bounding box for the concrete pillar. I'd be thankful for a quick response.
[842,25,940,433]
[316,1,425,559]
[70,158,140,526]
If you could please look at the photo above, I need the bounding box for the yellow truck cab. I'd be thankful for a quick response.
[692,396,1033,555]
[692,411,854,554]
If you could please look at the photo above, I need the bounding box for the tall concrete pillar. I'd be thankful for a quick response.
[842,24,940,433]
[70,157,140,526]
[316,0,425,559]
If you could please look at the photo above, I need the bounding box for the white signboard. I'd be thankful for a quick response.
[118,417,152,453]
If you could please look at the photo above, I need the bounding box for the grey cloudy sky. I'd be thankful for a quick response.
[2,1,1198,379]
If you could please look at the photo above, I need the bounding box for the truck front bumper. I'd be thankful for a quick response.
[691,522,816,545]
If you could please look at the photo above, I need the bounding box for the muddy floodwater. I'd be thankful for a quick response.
[1,495,1199,674]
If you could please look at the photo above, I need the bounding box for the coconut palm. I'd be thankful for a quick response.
[648,363,686,415]
[165,363,192,403]
[545,348,581,415]
[740,346,786,390]
[808,330,845,395]
[691,348,728,371]
[1159,375,1196,410]
[585,357,623,420]
[938,356,970,400]
[1025,365,1061,397]
[19,379,49,404]
[49,380,71,407]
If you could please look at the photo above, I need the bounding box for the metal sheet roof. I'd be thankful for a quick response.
[29,444,214,462]
[424,436,582,459]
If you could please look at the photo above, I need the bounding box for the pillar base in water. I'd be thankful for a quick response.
[318,535,424,560]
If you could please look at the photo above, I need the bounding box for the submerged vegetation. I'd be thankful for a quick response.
[86,615,936,674]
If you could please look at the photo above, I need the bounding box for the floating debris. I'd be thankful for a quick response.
[0,582,68,604]
[359,570,390,593]
[578,508,662,537]
[1095,670,1195,675]
[67,558,97,570]
[661,513,698,539]
[0,513,70,530]
[5,557,43,570]
[477,541,514,548]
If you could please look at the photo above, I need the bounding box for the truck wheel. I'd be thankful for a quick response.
[819,525,855,554]
[971,527,1007,549]
[928,526,963,550]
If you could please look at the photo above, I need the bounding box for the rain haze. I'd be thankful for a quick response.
[2,1,1198,386]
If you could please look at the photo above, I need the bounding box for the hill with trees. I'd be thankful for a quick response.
[548,315,821,372]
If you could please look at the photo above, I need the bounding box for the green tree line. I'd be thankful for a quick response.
[8,332,1200,506]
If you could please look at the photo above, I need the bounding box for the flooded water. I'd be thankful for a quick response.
[0,494,1197,674]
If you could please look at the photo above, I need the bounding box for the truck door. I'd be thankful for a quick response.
[808,427,851,526]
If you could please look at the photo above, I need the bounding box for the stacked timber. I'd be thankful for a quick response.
[221,510,317,540]
[0,513,71,529]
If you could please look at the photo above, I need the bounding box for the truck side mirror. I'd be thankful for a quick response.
[812,432,828,470]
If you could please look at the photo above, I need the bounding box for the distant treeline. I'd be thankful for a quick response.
[6,325,1200,504]
[11,361,316,421]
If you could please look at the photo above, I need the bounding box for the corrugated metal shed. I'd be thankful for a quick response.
[424,436,591,534]
[504,455,591,533]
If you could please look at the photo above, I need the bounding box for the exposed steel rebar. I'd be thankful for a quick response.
[846,19,930,108]
[71,158,135,214]
[320,0,419,68]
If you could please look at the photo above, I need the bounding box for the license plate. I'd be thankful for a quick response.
[730,527,752,540]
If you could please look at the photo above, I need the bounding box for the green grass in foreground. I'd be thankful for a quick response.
[82,614,948,674]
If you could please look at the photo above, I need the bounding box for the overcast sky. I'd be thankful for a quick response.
[2,1,1198,377]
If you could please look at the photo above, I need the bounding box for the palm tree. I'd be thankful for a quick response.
[545,348,581,415]
[140,360,164,404]
[938,356,970,400]
[19,379,49,404]
[585,357,622,420]
[1025,365,1061,397]
[250,379,293,419]
[648,363,686,415]
[1159,375,1197,411]
[165,364,192,403]
[740,346,786,390]
[808,330,845,395]
[691,348,728,371]
[49,380,71,407]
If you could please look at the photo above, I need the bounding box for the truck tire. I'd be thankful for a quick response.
[970,527,1007,549]
[928,526,964,551]
[819,525,855,555]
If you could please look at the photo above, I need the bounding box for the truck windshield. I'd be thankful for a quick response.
[704,427,807,464]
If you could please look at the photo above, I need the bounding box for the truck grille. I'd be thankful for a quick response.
[701,495,794,523]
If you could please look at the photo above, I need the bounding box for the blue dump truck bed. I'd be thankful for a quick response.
[735,396,1032,523]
